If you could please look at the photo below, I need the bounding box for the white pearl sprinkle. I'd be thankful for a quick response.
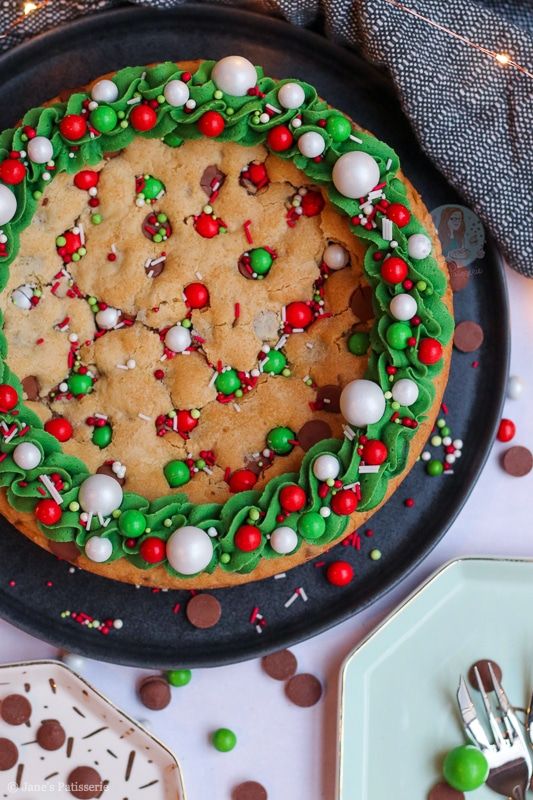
[421,451,431,461]
[453,439,463,449]
[319,507,331,518]
[88,101,98,111]
[59,382,68,393]
[68,333,78,343]
[42,172,51,181]
[113,619,123,629]
[126,358,136,369]
[259,113,270,124]
[185,99,196,110]
[442,436,452,446]
[88,187,98,197]
[445,454,456,464]
[291,118,302,128]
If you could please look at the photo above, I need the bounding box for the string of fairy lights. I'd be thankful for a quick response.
[0,0,532,81]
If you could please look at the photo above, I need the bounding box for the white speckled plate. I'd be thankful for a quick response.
[0,660,186,798]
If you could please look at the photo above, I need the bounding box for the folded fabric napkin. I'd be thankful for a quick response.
[1,0,531,276]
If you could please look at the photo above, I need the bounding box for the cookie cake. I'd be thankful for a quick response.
[0,56,454,589]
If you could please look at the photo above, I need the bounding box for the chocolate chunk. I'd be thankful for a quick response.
[49,540,80,562]
[298,420,332,452]
[103,149,124,160]
[144,258,165,278]
[447,260,470,292]
[285,674,323,707]
[315,385,341,414]
[22,375,40,401]
[238,254,255,280]
[232,781,268,800]
[0,738,18,771]
[67,766,103,799]
[138,676,171,710]
[96,463,125,486]
[502,446,533,477]
[468,659,502,692]
[186,594,222,629]
[262,650,297,681]
[428,782,464,800]
[37,719,66,751]
[201,165,225,196]
[454,320,484,352]
[1,693,31,725]
[349,285,374,322]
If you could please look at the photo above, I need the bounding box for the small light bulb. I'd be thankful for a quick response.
[495,52,510,66]
[23,1,38,14]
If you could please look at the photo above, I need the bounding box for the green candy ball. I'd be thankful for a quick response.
[426,459,444,477]
[215,369,241,396]
[326,115,352,142]
[164,459,191,488]
[166,669,192,687]
[90,105,118,133]
[347,331,370,355]
[267,426,296,455]
[443,745,489,792]
[262,349,287,375]
[67,372,93,397]
[142,175,165,200]
[386,322,412,350]
[298,511,326,540]
[91,424,112,449]
[119,509,146,538]
[249,247,273,275]
[212,727,237,753]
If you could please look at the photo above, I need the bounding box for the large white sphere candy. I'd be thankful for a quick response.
[0,184,17,226]
[85,536,113,563]
[60,651,86,672]
[507,374,524,401]
[270,526,298,555]
[27,136,53,164]
[323,243,349,270]
[164,325,191,353]
[389,293,417,321]
[278,82,305,110]
[332,151,380,199]
[78,474,123,516]
[211,56,257,97]
[340,379,386,427]
[91,79,119,103]
[95,306,120,330]
[297,131,325,158]
[166,525,214,575]
[391,378,419,406]
[313,453,340,481]
[164,79,190,107]
[11,284,33,310]
[13,442,41,470]
[407,233,432,260]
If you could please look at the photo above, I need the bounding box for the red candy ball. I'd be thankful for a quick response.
[279,484,306,513]
[386,203,411,227]
[0,158,26,185]
[195,212,220,239]
[59,114,87,141]
[247,162,268,185]
[267,125,294,152]
[74,170,99,190]
[35,499,62,526]
[331,489,358,516]
[361,439,388,465]
[130,104,157,131]
[177,410,198,434]
[418,337,443,365]
[184,282,209,309]
[197,111,225,138]
[381,256,409,284]
[326,560,354,587]
[301,190,325,217]
[139,536,166,563]
[44,417,73,442]
[234,524,262,552]
[0,384,18,412]
[285,302,313,329]
[497,418,516,443]
[229,469,257,493]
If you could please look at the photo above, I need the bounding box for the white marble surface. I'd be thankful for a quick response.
[0,264,531,800]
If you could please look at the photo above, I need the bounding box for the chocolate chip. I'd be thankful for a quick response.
[349,285,374,322]
[238,254,255,280]
[96,463,125,486]
[144,258,165,278]
[232,781,268,800]
[447,260,470,292]
[49,541,80,562]
[453,320,484,352]
[138,676,171,711]
[200,165,225,196]
[297,420,332,452]
[186,594,222,629]
[468,659,502,692]
[262,650,297,681]
[103,149,124,160]
[22,375,40,401]
[37,719,66,751]
[0,737,17,771]
[1,693,31,725]
[428,782,464,800]
[502,446,533,477]
[285,674,323,707]
[315,385,341,414]
[67,766,103,799]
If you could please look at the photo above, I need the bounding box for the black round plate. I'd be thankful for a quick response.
[0,6,508,667]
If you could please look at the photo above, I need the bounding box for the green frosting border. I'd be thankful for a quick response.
[0,59,453,577]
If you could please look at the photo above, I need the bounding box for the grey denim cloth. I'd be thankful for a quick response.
[1,0,532,275]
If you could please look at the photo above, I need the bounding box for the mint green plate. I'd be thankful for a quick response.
[337,558,533,799]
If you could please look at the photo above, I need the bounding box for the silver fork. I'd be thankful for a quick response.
[457,663,532,800]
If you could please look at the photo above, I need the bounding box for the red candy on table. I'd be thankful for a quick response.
[234,525,262,552]
[130,104,158,131]
[197,111,225,138]
[497,418,516,443]
[267,125,293,152]
[381,256,409,284]
[326,560,354,586]
[35,499,62,525]
[139,537,166,563]
[44,417,73,442]
[279,484,306,513]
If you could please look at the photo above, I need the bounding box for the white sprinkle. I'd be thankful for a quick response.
[386,158,393,170]
[39,474,64,505]
[255,625,263,634]
[265,103,281,114]
[291,118,302,129]
[78,223,85,246]
[116,363,129,370]
[343,425,355,441]
[281,306,286,322]
[68,333,78,343]
[88,186,97,197]
[233,403,241,413]
[323,398,331,405]
[111,243,117,254]
[113,619,123,630]
[172,416,178,431]
[141,71,146,80]
[443,470,455,475]
[343,483,359,491]
[160,354,168,361]
[126,359,136,370]
[208,371,218,387]
[349,134,363,143]
[147,270,154,278]
[306,342,314,350]
[359,465,380,473]
[203,466,213,475]
[94,413,108,420]
[138,413,151,421]
[274,573,286,580]
[454,449,462,458]
[292,327,305,333]
[284,592,299,608]
[453,439,463,450]
[59,382,68,393]
[127,96,142,105]
[114,322,125,330]
[156,188,165,200]
[207,526,218,538]
[381,217,393,241]
[150,255,166,266]
[195,271,203,280]
[303,375,310,384]
[298,587,308,602]
[442,436,452,446]
[368,189,384,200]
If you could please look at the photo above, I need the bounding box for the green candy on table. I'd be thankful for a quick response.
[249,247,273,275]
[119,509,146,538]
[166,669,192,687]
[267,426,296,455]
[215,368,241,395]
[89,105,118,133]
[67,372,93,396]
[347,331,370,356]
[442,745,489,792]
[91,424,112,449]
[164,459,191,488]
[212,727,237,752]
[426,459,444,477]
[262,349,286,375]
[386,321,412,350]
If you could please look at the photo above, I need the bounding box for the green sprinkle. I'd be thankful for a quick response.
[69,501,80,512]
[282,368,291,377]
[426,459,444,477]
[91,213,102,225]
[181,318,192,328]
[437,419,446,428]
[112,509,122,518]
[195,458,206,470]
[370,549,382,561]
[190,408,201,420]
[431,435,442,447]
[226,107,235,116]
[391,401,400,410]
[214,90,223,99]
[249,508,260,521]
[56,236,67,247]
[71,252,80,262]
[78,247,87,256]
[120,120,128,129]
[234,388,243,398]
[220,553,231,564]
[168,409,177,418]
[157,213,167,222]
[441,425,451,436]
[157,94,165,104]
[33,190,42,199]
[117,110,125,119]
[163,518,172,528]
[416,280,427,291]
